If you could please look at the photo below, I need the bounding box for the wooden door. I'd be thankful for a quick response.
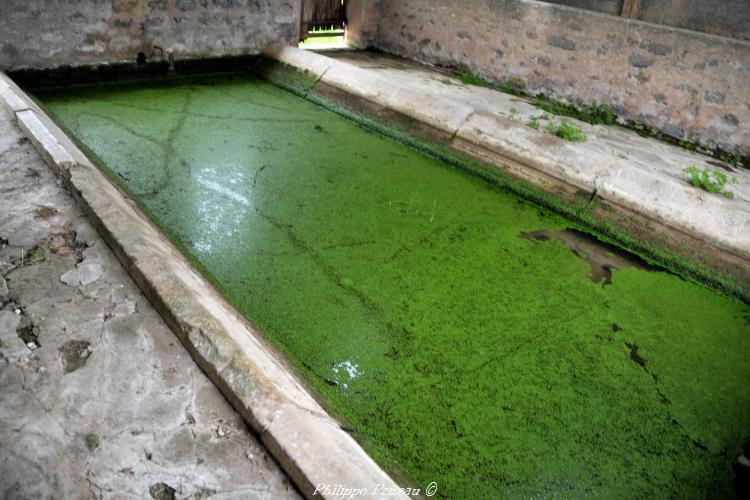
[300,0,346,40]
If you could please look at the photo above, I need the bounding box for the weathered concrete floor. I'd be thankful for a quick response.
[0,105,300,499]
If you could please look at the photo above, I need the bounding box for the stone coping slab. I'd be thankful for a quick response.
[0,70,409,500]
[266,46,750,291]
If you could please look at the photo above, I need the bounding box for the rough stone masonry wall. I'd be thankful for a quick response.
[0,0,301,71]
[543,0,750,41]
[636,0,750,42]
[346,0,750,157]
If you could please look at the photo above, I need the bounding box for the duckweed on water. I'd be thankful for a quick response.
[37,74,750,498]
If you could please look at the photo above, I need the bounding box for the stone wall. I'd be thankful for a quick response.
[541,0,622,16]
[0,0,301,70]
[637,0,750,42]
[346,0,750,156]
[344,0,380,49]
[543,0,750,41]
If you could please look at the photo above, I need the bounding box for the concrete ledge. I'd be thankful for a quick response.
[266,47,750,292]
[453,112,750,255]
[269,45,475,138]
[16,110,76,171]
[0,70,409,500]
[0,78,30,114]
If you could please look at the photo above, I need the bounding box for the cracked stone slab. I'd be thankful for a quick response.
[60,267,81,287]
[0,309,27,362]
[111,299,136,317]
[58,339,91,373]
[0,100,300,499]
[77,261,103,286]
[60,260,104,287]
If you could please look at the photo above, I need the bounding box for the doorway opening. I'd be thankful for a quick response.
[299,0,347,49]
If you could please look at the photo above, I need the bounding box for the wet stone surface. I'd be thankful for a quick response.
[520,228,657,284]
[0,105,299,498]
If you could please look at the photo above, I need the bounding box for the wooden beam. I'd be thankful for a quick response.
[621,0,641,18]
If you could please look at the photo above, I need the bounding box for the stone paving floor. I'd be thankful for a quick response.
[0,105,301,499]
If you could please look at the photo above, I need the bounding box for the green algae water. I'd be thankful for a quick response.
[38,74,750,499]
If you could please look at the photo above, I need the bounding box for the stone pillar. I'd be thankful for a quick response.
[621,0,641,18]
[346,0,382,48]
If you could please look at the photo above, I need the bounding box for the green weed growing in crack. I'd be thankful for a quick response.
[546,120,587,142]
[27,249,44,261]
[456,68,489,87]
[683,166,738,199]
[500,76,526,96]
[533,97,616,126]
[526,117,540,130]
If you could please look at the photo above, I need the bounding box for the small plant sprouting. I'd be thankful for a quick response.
[527,117,540,130]
[683,166,737,199]
[533,97,616,126]
[456,68,489,87]
[557,122,587,142]
[546,121,587,142]
[500,76,526,96]
[508,107,519,120]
